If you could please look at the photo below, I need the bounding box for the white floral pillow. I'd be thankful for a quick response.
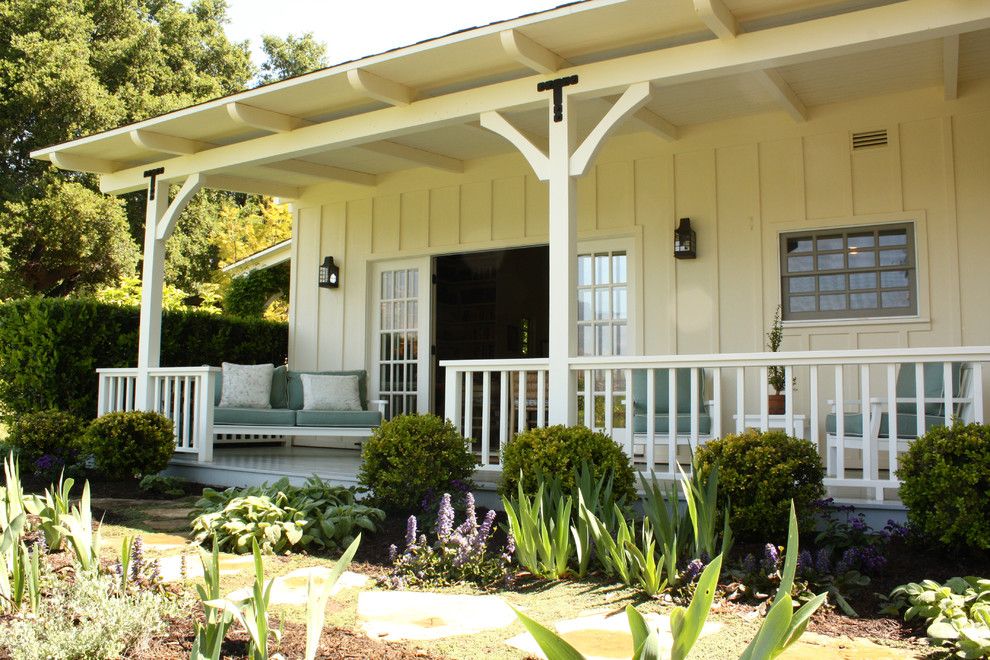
[218,363,274,409]
[301,374,362,411]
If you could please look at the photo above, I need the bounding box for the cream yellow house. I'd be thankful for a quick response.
[32,0,990,506]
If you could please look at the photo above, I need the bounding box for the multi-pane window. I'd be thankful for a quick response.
[378,269,419,417]
[780,223,917,321]
[577,251,629,356]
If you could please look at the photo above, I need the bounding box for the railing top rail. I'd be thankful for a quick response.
[570,346,990,370]
[439,358,550,370]
[97,366,220,375]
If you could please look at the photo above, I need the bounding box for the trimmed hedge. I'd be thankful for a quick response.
[85,411,176,479]
[0,297,287,420]
[898,422,990,550]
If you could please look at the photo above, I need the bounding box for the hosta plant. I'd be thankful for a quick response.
[886,576,990,658]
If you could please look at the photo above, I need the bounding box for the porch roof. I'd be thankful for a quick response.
[30,0,990,198]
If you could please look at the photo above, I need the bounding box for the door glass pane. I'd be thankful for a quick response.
[578,326,593,356]
[578,255,593,286]
[818,253,844,270]
[596,325,611,356]
[849,272,877,290]
[848,251,876,268]
[382,272,393,300]
[817,236,843,251]
[879,248,908,266]
[789,276,814,293]
[595,254,610,284]
[595,289,610,320]
[787,237,812,253]
[850,292,878,309]
[882,291,910,308]
[818,274,845,292]
[848,233,875,248]
[395,270,406,297]
[879,230,907,246]
[614,324,628,356]
[612,287,627,320]
[578,290,592,321]
[881,270,909,288]
[788,256,813,272]
[820,294,847,310]
[612,253,627,284]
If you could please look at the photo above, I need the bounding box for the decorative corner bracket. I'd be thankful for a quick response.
[537,75,579,122]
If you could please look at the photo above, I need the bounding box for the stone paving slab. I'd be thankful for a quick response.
[357,591,517,641]
[227,567,370,605]
[779,632,922,659]
[158,553,256,583]
[143,506,195,520]
[505,611,722,660]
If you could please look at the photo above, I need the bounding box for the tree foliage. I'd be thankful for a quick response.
[258,32,328,84]
[224,263,290,319]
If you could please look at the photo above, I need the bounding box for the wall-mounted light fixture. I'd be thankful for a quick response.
[319,256,340,288]
[674,217,697,259]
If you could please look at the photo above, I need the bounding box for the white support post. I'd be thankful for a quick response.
[135,178,168,409]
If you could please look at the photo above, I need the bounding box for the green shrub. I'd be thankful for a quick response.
[190,477,384,554]
[223,262,290,318]
[886,577,990,659]
[84,411,175,479]
[358,414,476,512]
[0,569,178,660]
[138,474,188,497]
[898,422,990,550]
[6,410,85,469]
[694,429,825,541]
[499,425,637,504]
[0,297,287,421]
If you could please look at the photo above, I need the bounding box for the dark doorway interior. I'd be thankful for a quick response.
[433,246,549,415]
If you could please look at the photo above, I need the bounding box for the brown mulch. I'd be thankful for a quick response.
[138,610,446,659]
[21,472,207,501]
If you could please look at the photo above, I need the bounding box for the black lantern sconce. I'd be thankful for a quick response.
[318,256,340,288]
[674,217,697,259]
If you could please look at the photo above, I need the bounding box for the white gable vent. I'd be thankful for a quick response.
[851,129,888,150]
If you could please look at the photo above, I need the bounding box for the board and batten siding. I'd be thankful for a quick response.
[287,83,990,405]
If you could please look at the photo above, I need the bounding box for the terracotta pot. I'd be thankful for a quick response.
[768,393,786,415]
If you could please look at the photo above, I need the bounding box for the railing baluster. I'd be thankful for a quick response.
[759,366,769,431]
[182,376,192,450]
[834,366,844,479]
[646,369,655,472]
[784,365,794,438]
[711,368,721,439]
[860,365,874,489]
[464,371,474,442]
[624,368,633,457]
[887,364,898,479]
[115,378,124,413]
[537,369,546,428]
[668,369,677,475]
[499,371,509,459]
[973,362,984,423]
[915,363,925,438]
[604,370,614,436]
[481,371,491,466]
[583,370,593,428]
[689,367,699,452]
[943,361,953,427]
[444,367,459,432]
[736,367,745,433]
[517,371,526,433]
[809,365,819,447]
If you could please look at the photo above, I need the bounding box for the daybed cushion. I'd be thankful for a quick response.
[301,373,362,411]
[218,363,274,409]
[288,370,368,410]
[214,407,297,427]
[632,413,713,435]
[214,365,288,409]
[295,409,382,428]
[825,412,945,438]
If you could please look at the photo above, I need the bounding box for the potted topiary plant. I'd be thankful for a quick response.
[767,305,788,415]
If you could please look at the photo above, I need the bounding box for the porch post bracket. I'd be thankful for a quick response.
[569,81,653,177]
[479,111,550,180]
[537,75,579,122]
[143,167,165,200]
[155,173,203,241]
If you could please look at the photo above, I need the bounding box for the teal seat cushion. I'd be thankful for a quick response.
[631,368,705,415]
[214,407,296,427]
[825,412,946,438]
[287,370,369,411]
[214,365,288,409]
[295,410,382,428]
[633,413,712,435]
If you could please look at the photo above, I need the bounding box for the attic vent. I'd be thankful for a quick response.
[851,129,888,150]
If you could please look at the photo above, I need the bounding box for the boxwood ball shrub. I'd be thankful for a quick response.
[6,409,86,468]
[898,422,990,550]
[499,425,637,504]
[358,414,476,512]
[84,411,176,479]
[694,429,825,541]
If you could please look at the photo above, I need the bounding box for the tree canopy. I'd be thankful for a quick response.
[0,0,325,304]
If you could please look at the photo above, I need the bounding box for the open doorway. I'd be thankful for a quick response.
[433,245,549,416]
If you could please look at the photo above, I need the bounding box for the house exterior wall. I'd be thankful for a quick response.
[287,81,990,407]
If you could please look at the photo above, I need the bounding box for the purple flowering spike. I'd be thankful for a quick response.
[797,550,813,575]
[474,509,497,554]
[683,558,705,582]
[761,543,780,574]
[741,553,757,574]
[464,493,477,531]
[437,493,454,541]
[405,515,418,549]
[388,544,398,563]
[814,548,831,574]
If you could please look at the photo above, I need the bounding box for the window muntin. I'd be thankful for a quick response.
[780,224,916,321]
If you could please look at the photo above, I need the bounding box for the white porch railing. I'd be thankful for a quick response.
[440,347,990,502]
[97,366,218,462]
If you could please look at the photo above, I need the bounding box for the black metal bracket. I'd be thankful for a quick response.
[537,75,579,122]
[143,167,165,201]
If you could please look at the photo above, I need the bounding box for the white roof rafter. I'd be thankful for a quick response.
[943,34,960,100]
[226,102,310,133]
[347,68,414,106]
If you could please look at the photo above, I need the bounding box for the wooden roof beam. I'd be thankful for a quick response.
[756,69,808,122]
[226,102,310,133]
[130,129,209,155]
[943,34,960,100]
[693,0,738,40]
[49,152,122,174]
[203,174,300,199]
[347,68,414,106]
[499,29,567,74]
[264,159,377,187]
[358,141,462,173]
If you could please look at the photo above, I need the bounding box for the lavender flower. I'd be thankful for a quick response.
[34,454,63,474]
[437,493,454,541]
[474,509,497,554]
[761,543,780,574]
[131,536,144,582]
[405,515,418,549]
[683,558,706,582]
[884,519,909,539]
[814,548,831,574]
[451,534,471,567]
[463,493,477,532]
[388,544,398,563]
[740,553,757,574]
[797,550,813,575]
[849,516,869,533]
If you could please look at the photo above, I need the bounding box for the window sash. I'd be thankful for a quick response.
[779,223,917,321]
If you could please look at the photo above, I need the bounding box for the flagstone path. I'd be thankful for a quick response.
[357,591,518,641]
